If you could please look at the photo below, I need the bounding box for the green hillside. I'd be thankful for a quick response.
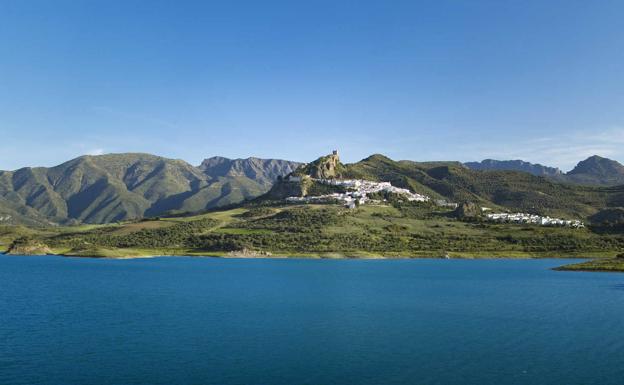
[345,155,624,218]
[4,203,623,260]
[267,152,624,220]
[0,153,299,225]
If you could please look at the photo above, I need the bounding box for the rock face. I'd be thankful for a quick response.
[453,202,481,219]
[263,151,346,200]
[263,177,309,199]
[295,151,344,179]
[199,157,301,187]
[464,159,563,177]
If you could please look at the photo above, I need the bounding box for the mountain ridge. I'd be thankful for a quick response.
[465,156,624,186]
[199,156,302,186]
[464,159,563,177]
[0,153,300,225]
[3,151,624,226]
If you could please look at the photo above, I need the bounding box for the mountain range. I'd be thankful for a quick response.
[0,154,300,226]
[2,152,624,226]
[464,155,624,186]
[464,159,563,177]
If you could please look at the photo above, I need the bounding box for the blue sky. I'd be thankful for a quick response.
[1,0,623,171]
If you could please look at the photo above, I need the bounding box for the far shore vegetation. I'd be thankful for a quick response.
[2,201,624,271]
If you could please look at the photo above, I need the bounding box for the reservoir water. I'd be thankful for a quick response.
[1,256,623,385]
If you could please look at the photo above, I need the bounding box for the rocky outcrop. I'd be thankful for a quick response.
[261,151,346,200]
[295,151,344,179]
[263,176,309,199]
[453,203,481,219]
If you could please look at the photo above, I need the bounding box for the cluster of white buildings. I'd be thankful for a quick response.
[319,179,429,202]
[283,174,585,226]
[0,215,12,222]
[286,178,429,208]
[485,212,584,228]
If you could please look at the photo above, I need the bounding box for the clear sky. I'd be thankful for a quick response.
[1,0,623,171]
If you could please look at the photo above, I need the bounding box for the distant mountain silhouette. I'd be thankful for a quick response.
[565,155,624,185]
[464,159,563,177]
[466,156,624,186]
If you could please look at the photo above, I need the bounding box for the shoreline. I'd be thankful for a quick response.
[2,250,599,260]
[4,248,622,272]
[552,258,624,273]
[0,248,593,259]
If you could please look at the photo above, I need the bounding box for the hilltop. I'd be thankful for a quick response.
[566,155,624,185]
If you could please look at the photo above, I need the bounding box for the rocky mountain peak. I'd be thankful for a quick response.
[295,150,344,179]
[567,155,624,177]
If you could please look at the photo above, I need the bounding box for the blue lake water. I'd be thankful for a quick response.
[1,256,624,385]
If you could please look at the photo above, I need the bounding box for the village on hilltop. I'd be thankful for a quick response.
[285,177,430,208]
[282,150,584,228]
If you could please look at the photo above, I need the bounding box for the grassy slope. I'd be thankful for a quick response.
[4,203,622,263]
